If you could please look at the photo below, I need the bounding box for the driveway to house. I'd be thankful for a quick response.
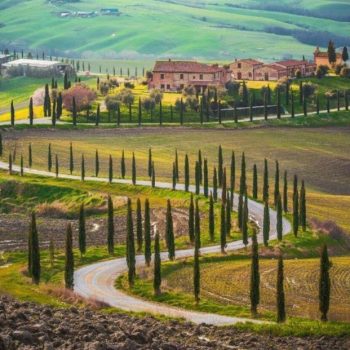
[0,160,291,325]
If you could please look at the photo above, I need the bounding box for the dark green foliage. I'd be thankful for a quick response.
[277,88,281,119]
[10,100,15,127]
[327,40,337,65]
[148,148,152,178]
[195,199,201,249]
[159,101,163,125]
[188,194,195,243]
[166,200,175,260]
[276,255,286,323]
[29,212,40,284]
[300,180,307,231]
[293,175,299,237]
[132,152,136,185]
[252,164,258,199]
[153,232,161,296]
[195,161,200,195]
[226,192,231,236]
[172,162,176,190]
[194,200,201,304]
[230,151,235,209]
[319,245,331,322]
[126,198,136,287]
[283,171,288,213]
[238,153,246,229]
[96,104,100,126]
[250,230,260,317]
[55,154,59,178]
[136,198,143,253]
[109,155,113,183]
[95,150,99,177]
[48,143,52,172]
[221,168,227,204]
[64,223,74,290]
[198,150,202,184]
[220,203,226,254]
[138,97,142,126]
[242,193,248,246]
[175,149,179,181]
[52,99,56,126]
[57,93,63,118]
[72,97,77,126]
[276,193,283,241]
[78,204,86,257]
[69,142,74,175]
[263,159,269,202]
[209,192,215,242]
[20,155,23,176]
[263,201,270,246]
[218,145,223,187]
[29,98,34,125]
[107,195,114,255]
[144,199,152,267]
[299,82,303,105]
[0,133,2,157]
[291,91,295,118]
[81,154,85,181]
[121,150,126,179]
[303,95,308,117]
[203,158,208,197]
[28,143,32,168]
[263,92,268,120]
[151,162,155,188]
[213,167,218,202]
[184,154,190,192]
[8,153,12,175]
[274,160,280,207]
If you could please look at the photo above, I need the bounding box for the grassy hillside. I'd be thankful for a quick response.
[0,0,349,60]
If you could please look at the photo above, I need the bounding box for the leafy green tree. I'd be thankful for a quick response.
[126,198,136,287]
[184,154,190,191]
[276,193,283,241]
[250,229,260,317]
[144,199,152,266]
[64,223,74,290]
[209,192,215,241]
[78,204,86,257]
[300,180,307,231]
[107,195,114,255]
[188,194,195,243]
[263,201,270,246]
[166,200,175,260]
[276,255,286,323]
[319,244,331,322]
[153,232,161,296]
[253,164,258,199]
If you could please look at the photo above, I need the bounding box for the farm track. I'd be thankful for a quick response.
[0,159,291,325]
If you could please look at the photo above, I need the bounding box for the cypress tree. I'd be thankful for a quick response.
[95,150,99,177]
[165,200,175,260]
[299,81,303,105]
[107,195,114,255]
[319,244,330,322]
[151,162,155,188]
[195,199,201,249]
[148,148,152,178]
[117,105,121,126]
[345,91,349,111]
[78,204,86,257]
[253,164,258,199]
[264,92,268,120]
[136,198,143,252]
[250,229,260,317]
[49,238,55,268]
[195,161,200,195]
[29,97,34,125]
[20,154,24,176]
[293,175,299,237]
[126,198,136,287]
[11,100,15,126]
[144,198,151,266]
[28,143,32,168]
[188,194,195,243]
[8,153,12,175]
[64,223,74,290]
[153,232,161,296]
[48,143,52,172]
[121,150,126,179]
[276,255,286,323]
[55,154,59,178]
[0,133,2,157]
[180,98,184,125]
[277,88,281,119]
[249,97,253,121]
[159,100,163,126]
[221,168,227,204]
[72,97,77,126]
[230,151,235,209]
[316,95,320,115]
[209,192,215,241]
[291,90,295,118]
[29,212,41,284]
[96,104,100,126]
[285,81,290,106]
[274,160,280,207]
[238,153,246,229]
[109,155,113,183]
[28,213,33,275]
[218,145,223,187]
[242,193,248,245]
[194,201,201,304]
[226,192,231,236]
[300,180,306,231]
[175,149,179,181]
[52,99,56,126]
[172,162,176,190]
[198,149,202,184]
[138,97,142,126]
[69,142,74,175]
[220,203,226,254]
[263,159,269,202]
[132,152,136,185]
[184,154,190,192]
[57,92,63,118]
[81,154,85,181]
[203,158,208,197]
[213,167,218,202]
[263,201,270,246]
[276,193,283,241]
[283,171,288,213]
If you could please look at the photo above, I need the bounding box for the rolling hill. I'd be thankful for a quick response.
[0,0,349,61]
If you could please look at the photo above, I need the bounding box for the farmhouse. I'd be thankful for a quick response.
[2,59,72,77]
[230,59,263,80]
[149,60,231,92]
[274,59,316,78]
[314,47,343,68]
[254,64,288,81]
[0,54,12,65]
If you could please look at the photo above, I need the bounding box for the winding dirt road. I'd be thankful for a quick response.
[0,160,291,325]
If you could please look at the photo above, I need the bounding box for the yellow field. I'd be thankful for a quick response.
[0,106,44,122]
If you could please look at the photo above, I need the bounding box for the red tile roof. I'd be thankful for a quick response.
[153,60,225,73]
[275,59,308,67]
[261,64,287,72]
[235,59,263,65]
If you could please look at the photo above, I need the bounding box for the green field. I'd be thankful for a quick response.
[0,0,349,61]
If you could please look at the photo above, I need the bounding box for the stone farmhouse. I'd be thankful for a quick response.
[149,60,231,92]
[314,47,343,68]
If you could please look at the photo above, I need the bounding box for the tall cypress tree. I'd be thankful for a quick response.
[96,104,100,126]
[194,201,201,304]
[319,244,330,322]
[144,198,151,267]
[107,195,114,255]
[29,212,40,284]
[291,90,295,118]
[293,175,299,237]
[263,159,269,202]
[198,149,202,184]
[195,161,200,195]
[213,167,218,202]
[274,160,280,207]
[263,201,270,246]
[72,97,77,126]
[253,164,258,199]
[175,149,179,181]
[148,148,152,178]
[238,153,246,230]
[250,229,260,317]
[20,154,24,176]
[95,150,99,177]
[55,154,59,178]
[29,97,34,125]
[203,158,208,197]
[81,154,85,181]
[209,192,215,241]
[151,162,155,188]
[121,150,126,179]
[28,143,32,168]
[277,88,281,119]
[64,223,74,290]
[153,232,161,296]
[221,168,227,204]
[126,198,136,287]
[195,199,201,249]
[218,145,223,186]
[276,255,286,323]
[69,142,74,175]
[184,154,190,192]
[300,180,306,231]
[0,133,3,157]
[188,194,195,243]
[166,200,175,260]
[10,100,15,127]
[172,162,176,190]
[78,204,86,257]
[136,198,143,252]
[283,171,288,213]
[276,193,283,241]
[132,152,136,185]
[48,143,52,172]
[109,155,113,184]
[242,193,248,246]
[220,203,226,254]
[226,192,231,236]
[230,151,235,209]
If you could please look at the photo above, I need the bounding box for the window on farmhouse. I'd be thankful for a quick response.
[161,84,165,89]
[200,74,203,80]
[160,74,164,79]
[180,73,184,79]
[238,63,241,69]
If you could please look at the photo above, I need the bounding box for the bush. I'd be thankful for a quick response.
[150,89,163,104]
[225,80,240,96]
[62,84,97,112]
[116,88,134,106]
[340,67,350,78]
[142,98,156,113]
[124,82,135,89]
[302,82,317,99]
[295,69,302,79]
[105,95,120,113]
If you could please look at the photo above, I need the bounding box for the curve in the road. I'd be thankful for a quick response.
[0,160,291,325]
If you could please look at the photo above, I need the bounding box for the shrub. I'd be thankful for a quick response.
[105,95,120,113]
[142,97,156,112]
[340,67,350,78]
[116,88,134,106]
[150,89,163,104]
[302,82,317,99]
[124,82,135,89]
[316,65,329,79]
[62,84,97,112]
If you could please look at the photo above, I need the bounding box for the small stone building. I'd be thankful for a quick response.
[314,47,343,68]
[229,59,263,80]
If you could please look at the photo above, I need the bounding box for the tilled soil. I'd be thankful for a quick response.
[0,296,349,350]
